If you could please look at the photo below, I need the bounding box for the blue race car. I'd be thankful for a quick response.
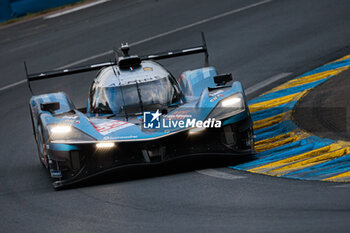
[27,34,255,189]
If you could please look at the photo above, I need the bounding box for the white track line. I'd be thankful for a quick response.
[196,169,246,180]
[0,79,27,92]
[245,72,292,95]
[58,0,272,69]
[0,0,272,92]
[55,50,113,69]
[332,184,350,188]
[44,0,111,19]
[129,0,273,47]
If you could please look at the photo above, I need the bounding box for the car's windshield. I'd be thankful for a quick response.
[89,76,181,115]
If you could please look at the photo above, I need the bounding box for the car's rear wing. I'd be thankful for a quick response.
[25,32,209,94]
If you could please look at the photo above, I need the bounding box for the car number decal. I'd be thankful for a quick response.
[93,120,133,135]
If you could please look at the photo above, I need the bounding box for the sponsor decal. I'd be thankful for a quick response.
[210,93,223,102]
[102,135,138,140]
[115,135,138,140]
[208,89,224,97]
[93,120,133,135]
[165,110,191,120]
[143,67,153,71]
[50,170,62,178]
[60,115,79,124]
[177,74,184,82]
[143,110,221,129]
[62,115,78,119]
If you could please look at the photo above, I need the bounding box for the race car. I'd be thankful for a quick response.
[27,33,255,189]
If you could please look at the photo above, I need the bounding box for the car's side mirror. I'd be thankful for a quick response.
[41,102,60,114]
[214,73,232,86]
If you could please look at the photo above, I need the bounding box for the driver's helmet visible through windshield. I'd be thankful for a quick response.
[89,62,182,116]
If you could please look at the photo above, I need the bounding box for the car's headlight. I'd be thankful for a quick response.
[96,142,115,148]
[208,93,245,120]
[50,125,71,134]
[188,127,206,135]
[47,124,95,142]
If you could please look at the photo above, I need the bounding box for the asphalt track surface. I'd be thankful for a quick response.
[294,68,350,141]
[1,0,350,232]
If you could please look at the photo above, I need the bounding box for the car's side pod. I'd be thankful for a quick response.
[29,92,75,133]
[178,67,218,98]
[30,92,75,116]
